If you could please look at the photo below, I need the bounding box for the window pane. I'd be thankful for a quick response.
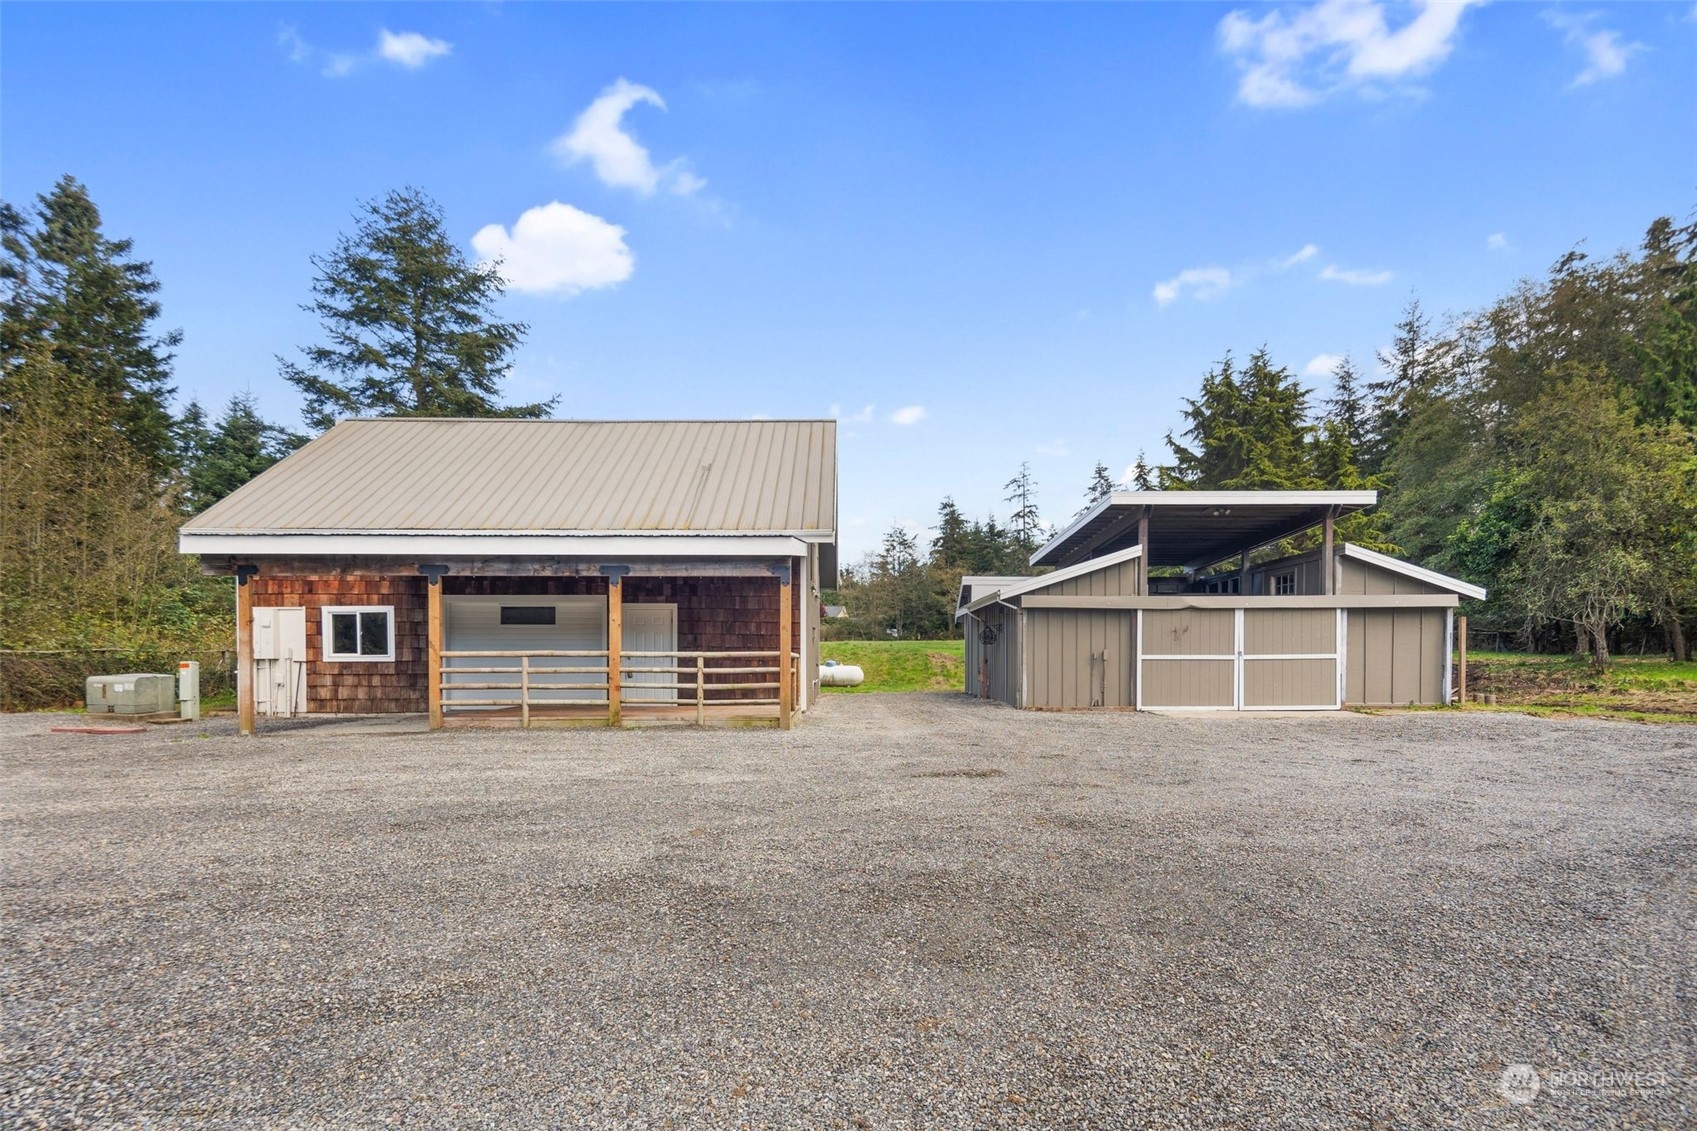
[330,613,358,656]
[501,606,556,626]
[359,611,390,655]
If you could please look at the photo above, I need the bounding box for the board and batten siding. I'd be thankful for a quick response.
[1019,557,1141,709]
[964,602,1023,707]
[1345,609,1447,706]
[1139,608,1236,708]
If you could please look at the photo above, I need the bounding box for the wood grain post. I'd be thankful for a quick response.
[1322,506,1337,596]
[1239,550,1251,596]
[777,564,793,730]
[520,654,530,729]
[1136,507,1151,594]
[606,576,622,728]
[1458,614,1468,704]
[235,566,256,736]
[695,655,705,727]
[426,575,443,731]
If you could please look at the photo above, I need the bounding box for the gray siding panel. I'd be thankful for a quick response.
[965,604,1023,707]
[1143,609,1235,655]
[1141,658,1235,708]
[1345,609,1447,705]
[1027,610,1134,708]
[1243,658,1335,707]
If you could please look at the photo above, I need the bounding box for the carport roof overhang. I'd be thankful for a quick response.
[1030,491,1378,570]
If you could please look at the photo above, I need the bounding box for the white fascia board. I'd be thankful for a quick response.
[956,575,1030,613]
[995,544,1143,603]
[183,527,834,541]
[1342,543,1487,600]
[179,532,812,559]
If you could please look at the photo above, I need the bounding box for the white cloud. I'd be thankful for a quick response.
[553,78,704,196]
[829,403,874,423]
[890,405,927,426]
[1320,263,1393,286]
[1282,242,1321,267]
[1304,352,1346,377]
[277,24,309,64]
[1218,0,1481,108]
[284,26,452,77]
[1546,12,1644,87]
[470,202,634,298]
[1153,266,1235,306]
[1486,231,1511,252]
[378,29,452,69]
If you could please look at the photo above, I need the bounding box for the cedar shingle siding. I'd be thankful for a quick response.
[252,574,801,713]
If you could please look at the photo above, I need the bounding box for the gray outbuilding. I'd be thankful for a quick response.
[958,492,1484,711]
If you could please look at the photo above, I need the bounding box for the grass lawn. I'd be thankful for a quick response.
[1465,651,1697,724]
[818,639,965,693]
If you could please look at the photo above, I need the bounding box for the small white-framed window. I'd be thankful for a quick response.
[321,606,395,662]
[1272,571,1297,596]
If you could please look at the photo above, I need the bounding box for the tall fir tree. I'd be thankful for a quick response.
[1129,450,1154,491]
[1166,349,1315,489]
[1003,461,1042,555]
[930,496,972,568]
[1079,461,1116,515]
[2,176,181,475]
[1367,299,1435,473]
[177,392,305,512]
[1325,355,1371,457]
[280,188,551,430]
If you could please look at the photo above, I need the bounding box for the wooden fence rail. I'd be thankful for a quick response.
[434,649,802,729]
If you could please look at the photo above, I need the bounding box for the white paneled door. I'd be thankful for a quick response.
[622,603,679,704]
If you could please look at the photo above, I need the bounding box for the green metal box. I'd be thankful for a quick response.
[85,673,176,716]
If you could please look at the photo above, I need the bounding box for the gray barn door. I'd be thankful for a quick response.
[1137,608,1342,710]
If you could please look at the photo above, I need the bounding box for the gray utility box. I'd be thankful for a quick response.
[86,673,176,717]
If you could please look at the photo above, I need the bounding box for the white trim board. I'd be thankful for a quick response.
[954,545,1143,619]
[180,532,813,560]
[1341,543,1487,601]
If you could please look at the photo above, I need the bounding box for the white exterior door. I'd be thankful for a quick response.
[443,596,606,706]
[622,604,679,704]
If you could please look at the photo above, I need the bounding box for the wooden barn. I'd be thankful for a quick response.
[180,419,837,732]
[958,491,1485,711]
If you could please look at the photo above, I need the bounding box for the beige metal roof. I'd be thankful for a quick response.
[185,419,837,536]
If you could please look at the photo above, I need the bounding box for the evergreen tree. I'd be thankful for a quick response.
[1325,355,1371,456]
[280,188,551,430]
[1082,462,1116,511]
[1004,461,1042,555]
[1166,349,1315,489]
[1129,450,1154,491]
[1367,299,1436,473]
[3,177,181,475]
[178,392,305,512]
[930,496,972,568]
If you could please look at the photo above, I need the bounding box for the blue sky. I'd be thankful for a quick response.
[4,2,1693,561]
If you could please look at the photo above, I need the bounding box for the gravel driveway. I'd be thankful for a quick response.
[3,696,1693,1128]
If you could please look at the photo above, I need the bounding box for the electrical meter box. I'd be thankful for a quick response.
[85,673,176,717]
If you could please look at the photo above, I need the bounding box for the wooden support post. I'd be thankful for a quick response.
[426,575,443,731]
[777,564,794,730]
[235,566,256,736]
[1458,615,1468,704]
[1322,506,1336,596]
[1239,550,1251,596]
[520,654,531,729]
[1136,508,1151,594]
[695,655,705,726]
[606,576,622,728]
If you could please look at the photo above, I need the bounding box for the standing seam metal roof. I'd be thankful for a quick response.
[183,419,838,535]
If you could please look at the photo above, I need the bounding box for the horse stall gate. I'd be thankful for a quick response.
[1136,607,1342,711]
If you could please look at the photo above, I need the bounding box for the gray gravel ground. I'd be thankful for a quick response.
[2,695,1693,1129]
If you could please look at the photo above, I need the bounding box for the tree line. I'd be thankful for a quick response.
[1,177,546,664]
[832,214,1697,665]
[3,172,1692,673]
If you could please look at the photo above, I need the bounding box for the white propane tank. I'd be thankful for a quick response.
[818,660,865,687]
